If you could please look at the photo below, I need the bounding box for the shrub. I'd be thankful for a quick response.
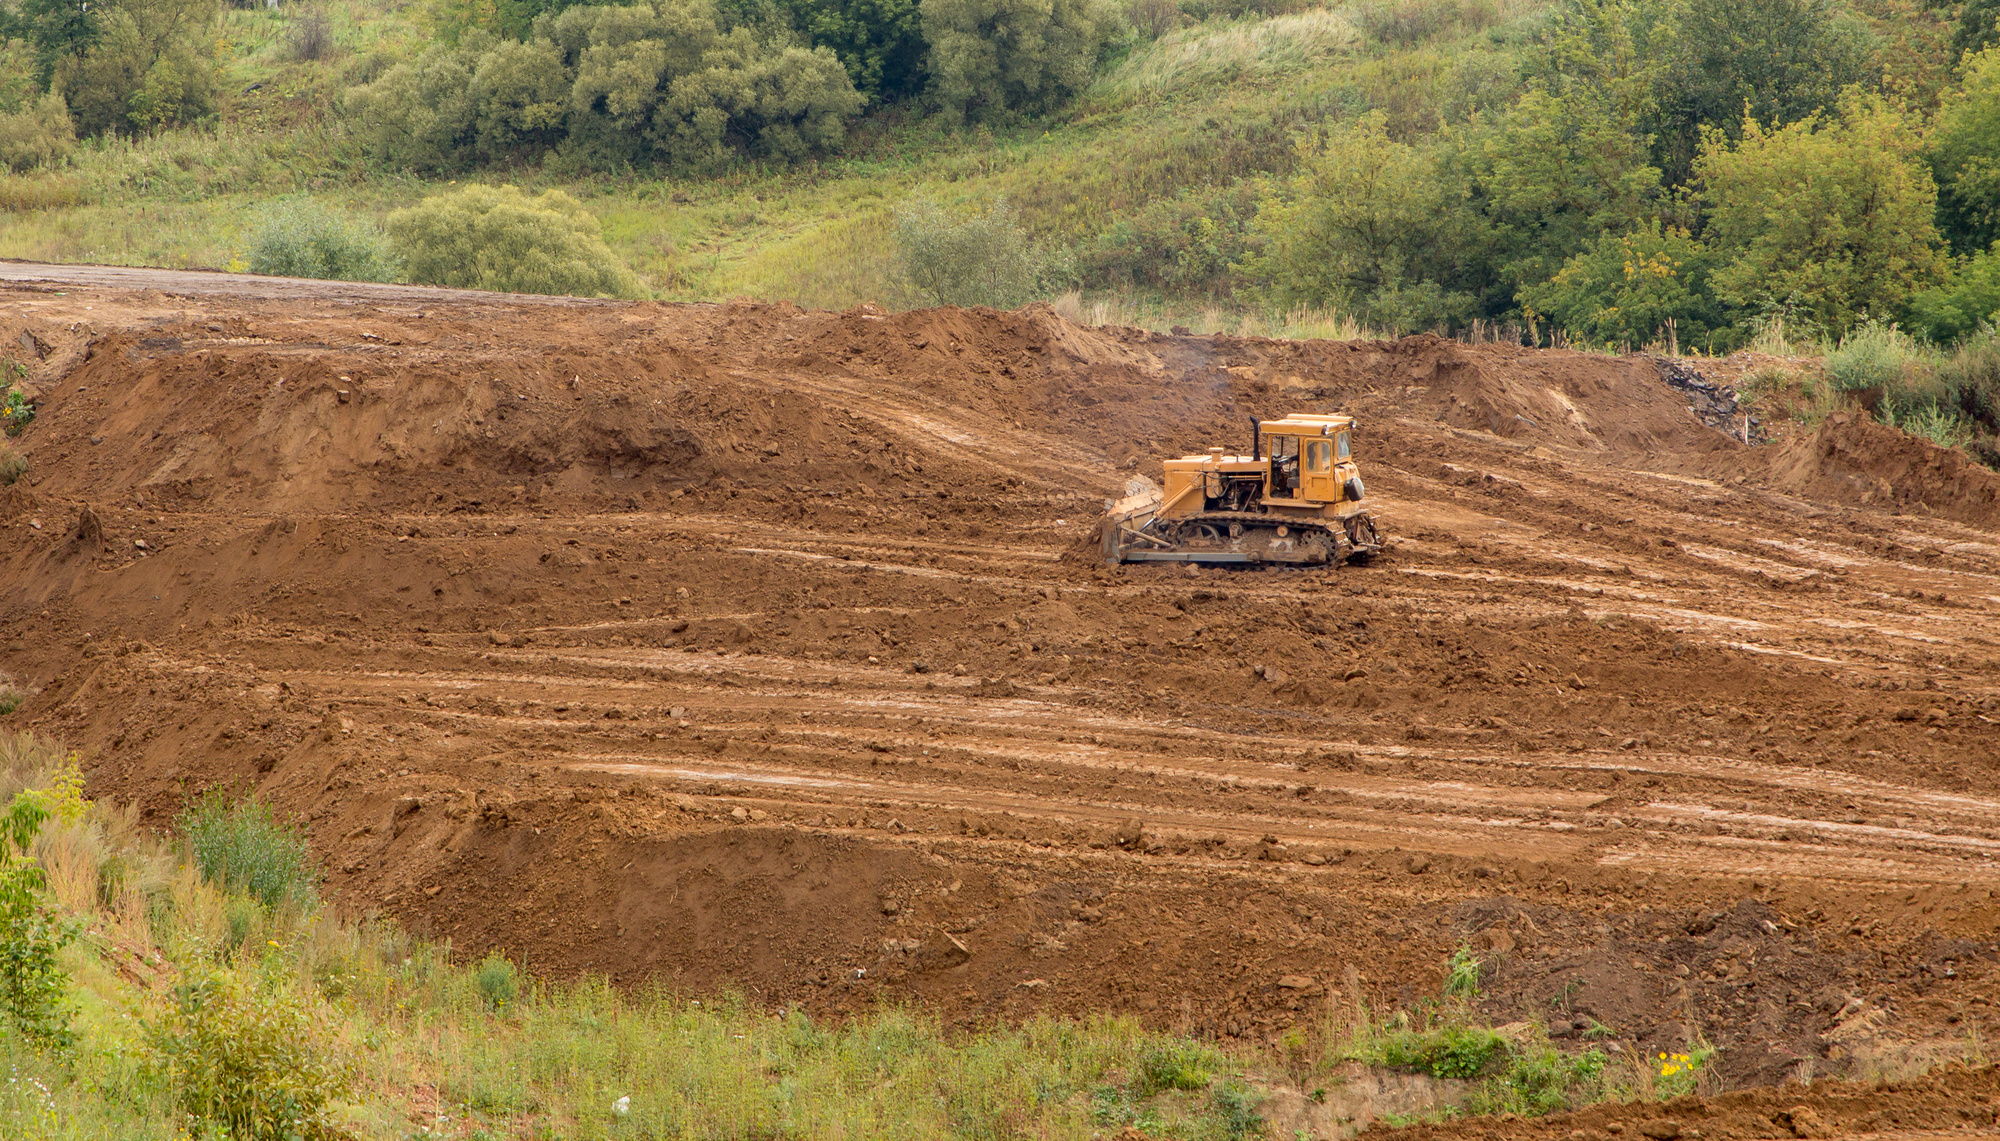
[247,199,401,283]
[146,967,350,1141]
[1374,1022,1507,1079]
[474,952,521,1011]
[1471,1041,1609,1116]
[1078,183,1256,297]
[2,362,31,436]
[1133,1040,1216,1094]
[0,95,75,173]
[1938,334,2000,431]
[176,791,319,911]
[0,791,76,1052]
[387,184,647,298]
[1825,319,1932,394]
[894,195,1044,308]
[54,0,220,137]
[1520,225,1729,352]
[920,0,1127,121]
[1909,244,2000,346]
[290,7,336,62]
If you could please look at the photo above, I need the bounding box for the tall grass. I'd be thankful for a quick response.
[175,789,318,911]
[1092,9,1362,105]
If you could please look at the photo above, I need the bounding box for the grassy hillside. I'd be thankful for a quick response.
[0,0,1540,324]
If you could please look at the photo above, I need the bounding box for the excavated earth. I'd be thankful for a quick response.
[4,264,2000,1137]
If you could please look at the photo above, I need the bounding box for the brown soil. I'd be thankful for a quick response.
[5,265,2000,1136]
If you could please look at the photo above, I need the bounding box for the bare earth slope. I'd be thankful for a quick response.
[4,264,2000,1127]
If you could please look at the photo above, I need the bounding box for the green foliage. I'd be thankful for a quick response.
[920,0,1127,121]
[1696,92,1948,337]
[2,363,32,436]
[1080,183,1255,296]
[0,95,76,173]
[52,0,220,137]
[1652,1043,1715,1099]
[176,791,319,912]
[388,183,648,297]
[1133,1040,1217,1093]
[0,790,76,1052]
[1470,1040,1609,1116]
[246,199,401,282]
[1910,244,2000,345]
[1647,0,1872,183]
[1445,945,1482,999]
[1371,1021,1508,1079]
[772,0,928,101]
[349,0,864,173]
[473,952,521,1011]
[1938,331,2000,430]
[893,194,1047,307]
[144,967,350,1141]
[1931,46,2000,256]
[1520,223,1726,348]
[1825,319,1933,393]
[14,0,103,88]
[1209,1078,1265,1138]
[1954,0,2000,60]
[1245,111,1475,332]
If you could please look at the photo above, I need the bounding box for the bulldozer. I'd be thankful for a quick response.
[1102,413,1381,566]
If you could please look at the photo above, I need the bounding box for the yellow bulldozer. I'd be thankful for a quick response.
[1102,413,1381,566]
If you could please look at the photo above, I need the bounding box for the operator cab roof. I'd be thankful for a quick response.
[1260,414,1355,435]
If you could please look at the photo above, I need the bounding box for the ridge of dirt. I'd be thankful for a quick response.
[4,270,2000,1134]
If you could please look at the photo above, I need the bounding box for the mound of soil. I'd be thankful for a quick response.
[1760,412,2000,527]
[6,267,2000,1124]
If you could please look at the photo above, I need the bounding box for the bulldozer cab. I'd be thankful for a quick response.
[1267,433,1301,497]
[1259,418,1352,504]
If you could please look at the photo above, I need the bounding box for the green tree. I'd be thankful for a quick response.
[919,0,1125,122]
[1244,111,1477,332]
[387,183,647,297]
[1695,92,1947,335]
[1954,0,2000,59]
[771,0,927,101]
[146,968,349,1141]
[1910,243,2000,344]
[1649,0,1873,183]
[52,0,218,136]
[1520,223,1726,348]
[12,0,101,87]
[343,39,483,172]
[1931,46,2000,255]
[894,194,1041,307]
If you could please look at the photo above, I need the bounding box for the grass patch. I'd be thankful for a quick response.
[175,789,318,912]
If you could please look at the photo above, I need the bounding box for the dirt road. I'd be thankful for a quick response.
[4,265,2000,1112]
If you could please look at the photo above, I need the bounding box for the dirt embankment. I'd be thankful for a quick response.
[4,269,2000,1127]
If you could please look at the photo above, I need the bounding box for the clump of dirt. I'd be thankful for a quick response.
[1761,412,2000,526]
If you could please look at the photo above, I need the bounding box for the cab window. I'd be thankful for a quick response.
[1306,439,1331,472]
[1335,431,1351,461]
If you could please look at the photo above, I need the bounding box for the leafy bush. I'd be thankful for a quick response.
[1373,1022,1507,1079]
[1825,319,1932,393]
[1909,244,2000,346]
[474,952,521,1011]
[1938,334,2000,431]
[176,791,318,912]
[388,183,647,297]
[1133,1040,1216,1093]
[347,1,864,173]
[146,967,350,1141]
[1521,224,1729,351]
[769,0,929,101]
[0,95,75,173]
[247,199,401,283]
[2,362,32,437]
[0,791,76,1051]
[1079,183,1256,296]
[894,195,1052,308]
[1244,111,1475,333]
[920,0,1127,121]
[1444,946,1482,999]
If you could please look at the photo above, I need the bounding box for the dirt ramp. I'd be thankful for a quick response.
[1761,412,2000,526]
